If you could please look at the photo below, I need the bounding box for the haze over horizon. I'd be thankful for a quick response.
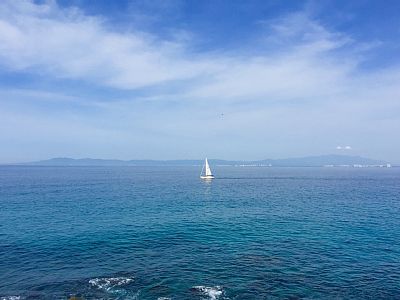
[1,0,399,164]
[3,153,394,167]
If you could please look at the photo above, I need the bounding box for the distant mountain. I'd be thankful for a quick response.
[24,157,202,166]
[260,155,387,167]
[21,155,387,167]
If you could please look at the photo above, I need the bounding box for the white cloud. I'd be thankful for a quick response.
[0,0,214,89]
[0,1,367,98]
[0,0,398,105]
[336,146,352,150]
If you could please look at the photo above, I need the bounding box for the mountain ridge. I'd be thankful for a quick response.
[12,154,389,167]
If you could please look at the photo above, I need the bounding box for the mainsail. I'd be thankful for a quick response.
[205,158,212,176]
[200,158,214,179]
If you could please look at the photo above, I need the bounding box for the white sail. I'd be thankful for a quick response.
[200,158,214,179]
[205,158,212,176]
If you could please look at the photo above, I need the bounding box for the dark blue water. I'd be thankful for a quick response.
[1,166,399,299]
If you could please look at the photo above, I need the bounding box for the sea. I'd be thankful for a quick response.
[0,166,399,299]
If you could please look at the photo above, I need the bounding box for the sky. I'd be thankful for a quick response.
[0,0,399,163]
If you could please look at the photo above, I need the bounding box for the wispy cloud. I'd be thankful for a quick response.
[0,1,397,102]
[0,2,360,97]
[0,0,213,89]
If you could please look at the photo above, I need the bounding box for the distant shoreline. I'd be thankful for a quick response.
[1,154,394,167]
[1,164,397,168]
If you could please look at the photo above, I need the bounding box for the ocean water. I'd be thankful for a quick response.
[0,166,399,299]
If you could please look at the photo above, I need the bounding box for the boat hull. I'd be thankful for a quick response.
[200,175,214,179]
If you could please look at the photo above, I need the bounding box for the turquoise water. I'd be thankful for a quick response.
[0,166,399,299]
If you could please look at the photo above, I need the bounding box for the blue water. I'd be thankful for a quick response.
[0,166,399,299]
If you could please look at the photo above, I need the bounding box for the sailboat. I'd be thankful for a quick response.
[200,158,215,179]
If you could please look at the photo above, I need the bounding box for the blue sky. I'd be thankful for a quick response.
[0,0,399,163]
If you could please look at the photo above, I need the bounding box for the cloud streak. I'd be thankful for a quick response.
[0,0,214,89]
[0,1,397,103]
[0,1,365,96]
